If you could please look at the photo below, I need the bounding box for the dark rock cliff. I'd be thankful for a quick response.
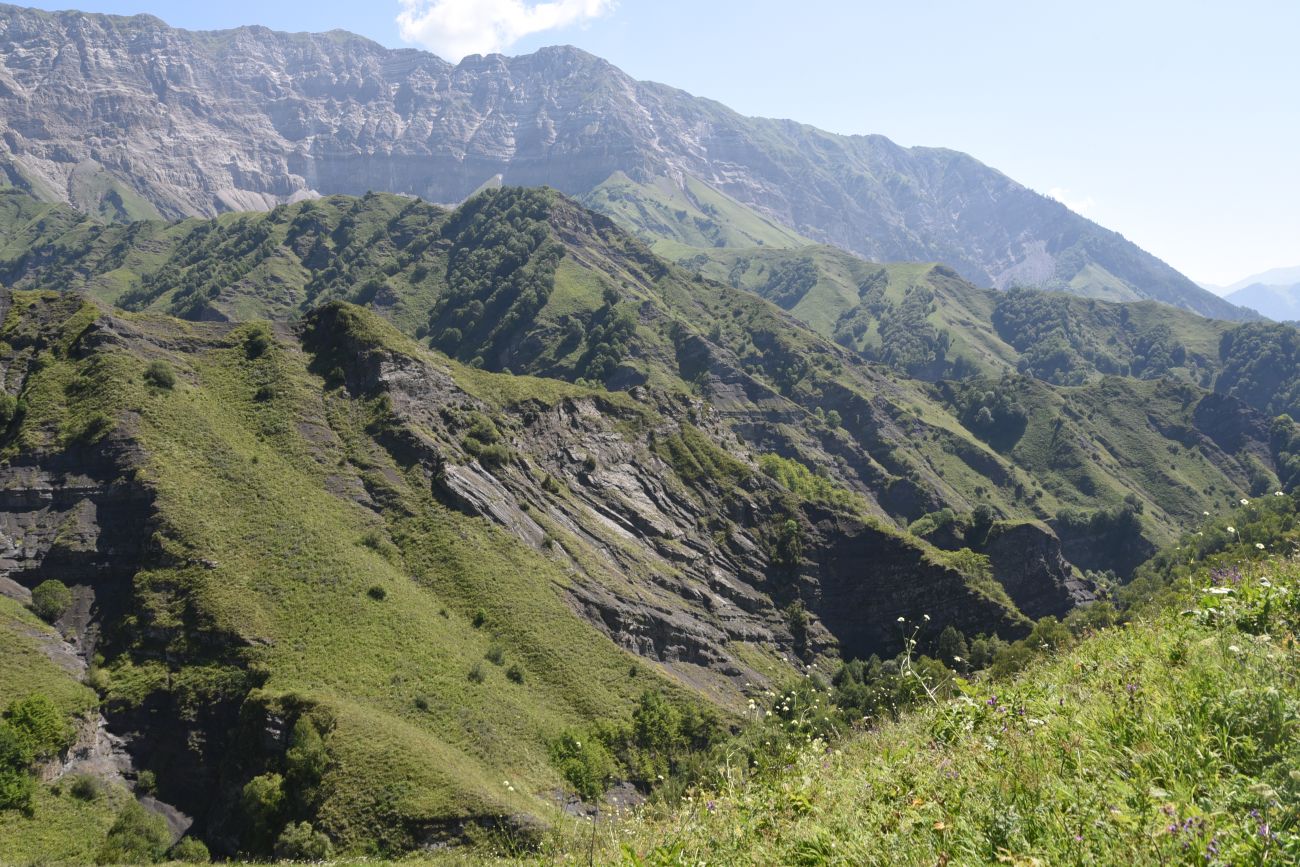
[982,521,1094,620]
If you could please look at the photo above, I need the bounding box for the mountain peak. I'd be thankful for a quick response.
[0,2,1250,320]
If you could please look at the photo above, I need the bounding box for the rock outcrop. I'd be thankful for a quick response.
[983,521,1094,620]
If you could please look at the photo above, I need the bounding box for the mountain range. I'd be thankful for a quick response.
[0,3,1250,321]
[0,3,1295,861]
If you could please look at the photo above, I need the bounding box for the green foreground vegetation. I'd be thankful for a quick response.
[504,496,1300,865]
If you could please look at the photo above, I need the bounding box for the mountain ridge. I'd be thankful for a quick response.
[0,3,1249,320]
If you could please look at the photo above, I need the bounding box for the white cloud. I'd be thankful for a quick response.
[1047,187,1096,216]
[396,0,613,61]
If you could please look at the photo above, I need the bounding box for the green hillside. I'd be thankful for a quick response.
[0,285,1024,859]
[580,173,811,254]
[675,240,1236,388]
[0,187,1296,862]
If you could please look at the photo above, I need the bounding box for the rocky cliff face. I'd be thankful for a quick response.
[0,4,1244,318]
[982,521,1093,620]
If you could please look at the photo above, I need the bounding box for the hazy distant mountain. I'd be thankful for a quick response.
[1228,266,1300,293]
[1226,281,1300,321]
[0,3,1250,319]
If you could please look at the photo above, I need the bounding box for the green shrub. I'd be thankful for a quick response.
[142,360,176,389]
[785,600,811,660]
[463,433,512,466]
[506,664,525,684]
[284,717,329,811]
[135,768,156,795]
[68,773,103,801]
[4,694,72,761]
[366,585,387,601]
[359,529,399,562]
[759,454,861,512]
[0,764,33,816]
[68,412,113,445]
[465,414,501,444]
[0,393,17,427]
[169,836,211,863]
[550,730,616,801]
[244,327,272,358]
[772,518,803,573]
[472,608,488,628]
[274,821,334,861]
[467,662,486,684]
[96,800,171,865]
[479,442,513,466]
[0,725,34,812]
[239,772,285,852]
[485,645,506,666]
[30,578,72,622]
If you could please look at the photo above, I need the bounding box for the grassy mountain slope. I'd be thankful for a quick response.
[0,283,1036,858]
[580,172,811,255]
[682,246,1019,378]
[0,291,720,855]
[571,170,1249,322]
[678,240,1236,387]
[0,596,127,864]
[0,187,1286,556]
[0,188,1294,860]
[557,496,1300,865]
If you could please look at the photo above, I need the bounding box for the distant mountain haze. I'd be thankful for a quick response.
[0,3,1252,320]
[1227,266,1300,293]
[1225,281,1300,322]
[1199,266,1300,320]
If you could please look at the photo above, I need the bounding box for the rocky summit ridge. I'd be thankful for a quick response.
[0,3,1247,320]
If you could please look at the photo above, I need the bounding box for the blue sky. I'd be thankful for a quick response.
[22,0,1300,287]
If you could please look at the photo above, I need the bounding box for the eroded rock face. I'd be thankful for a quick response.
[982,521,1094,620]
[0,5,1240,317]
[803,508,1028,660]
